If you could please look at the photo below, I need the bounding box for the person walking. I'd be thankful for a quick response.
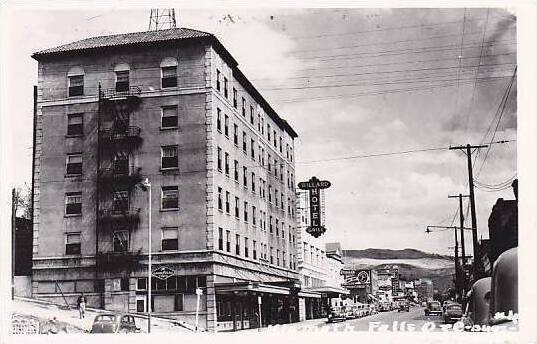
[77,292,87,319]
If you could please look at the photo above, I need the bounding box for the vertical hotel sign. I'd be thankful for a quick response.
[298,176,331,238]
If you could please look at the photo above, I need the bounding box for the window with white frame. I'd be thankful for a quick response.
[161,186,179,209]
[67,113,83,136]
[65,232,81,255]
[161,57,178,88]
[114,63,130,92]
[161,145,178,168]
[65,192,82,215]
[67,66,84,97]
[161,105,178,128]
[66,153,82,175]
[162,227,179,251]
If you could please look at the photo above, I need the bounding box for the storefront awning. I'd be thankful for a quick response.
[215,282,290,295]
[304,286,350,296]
[297,290,322,298]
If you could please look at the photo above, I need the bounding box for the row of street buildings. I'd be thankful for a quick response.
[20,27,351,331]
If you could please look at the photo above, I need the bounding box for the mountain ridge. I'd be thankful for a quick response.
[342,248,453,260]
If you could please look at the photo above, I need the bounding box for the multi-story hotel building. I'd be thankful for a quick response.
[31,27,300,332]
[295,190,348,320]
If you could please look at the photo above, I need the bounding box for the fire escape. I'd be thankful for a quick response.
[96,84,143,274]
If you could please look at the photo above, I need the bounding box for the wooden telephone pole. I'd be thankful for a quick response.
[448,194,470,294]
[449,144,487,280]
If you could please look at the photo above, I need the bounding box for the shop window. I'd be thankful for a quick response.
[186,276,197,291]
[197,276,206,288]
[65,233,81,255]
[167,276,177,290]
[67,113,83,136]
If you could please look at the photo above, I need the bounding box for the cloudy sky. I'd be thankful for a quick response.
[1,5,518,255]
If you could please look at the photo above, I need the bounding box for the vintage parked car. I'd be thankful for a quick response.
[443,303,463,323]
[398,302,410,312]
[90,314,140,334]
[327,306,346,323]
[424,301,442,316]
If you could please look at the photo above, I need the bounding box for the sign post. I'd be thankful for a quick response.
[195,287,203,332]
[298,176,331,238]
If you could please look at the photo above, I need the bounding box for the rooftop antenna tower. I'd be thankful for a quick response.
[148,9,177,31]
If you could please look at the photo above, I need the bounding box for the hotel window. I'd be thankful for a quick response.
[253,240,257,260]
[281,194,284,210]
[269,216,273,233]
[217,147,222,171]
[270,247,274,264]
[281,222,285,239]
[242,97,246,116]
[161,145,178,169]
[113,230,129,252]
[279,137,283,153]
[65,192,82,215]
[233,88,237,108]
[250,106,254,124]
[67,66,84,97]
[287,197,291,213]
[262,180,266,199]
[250,139,255,159]
[161,57,178,88]
[244,201,248,222]
[67,113,83,136]
[242,132,247,152]
[161,105,178,129]
[251,172,256,192]
[268,154,271,172]
[252,206,256,225]
[243,167,248,187]
[244,237,249,257]
[273,130,277,147]
[226,230,231,252]
[225,191,230,213]
[267,124,271,140]
[218,227,223,250]
[234,160,239,182]
[216,69,221,91]
[290,148,293,162]
[217,108,222,132]
[234,196,240,218]
[224,115,229,137]
[286,144,289,159]
[268,185,272,203]
[235,234,240,255]
[283,251,286,267]
[66,153,82,175]
[233,124,238,145]
[114,63,130,92]
[161,186,179,209]
[257,114,261,131]
[224,153,230,175]
[261,148,265,166]
[223,77,228,98]
[276,219,279,236]
[261,117,264,134]
[65,233,81,255]
[217,187,223,211]
[259,178,263,196]
[112,191,129,212]
[161,227,179,251]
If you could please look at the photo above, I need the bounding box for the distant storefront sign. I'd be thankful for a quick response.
[343,269,371,286]
[298,176,331,238]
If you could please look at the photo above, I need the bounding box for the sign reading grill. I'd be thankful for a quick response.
[152,266,175,280]
[298,176,331,238]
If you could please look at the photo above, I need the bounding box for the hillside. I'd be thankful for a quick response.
[342,248,455,291]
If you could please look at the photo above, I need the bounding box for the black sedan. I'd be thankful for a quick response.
[90,314,140,334]
[443,304,463,324]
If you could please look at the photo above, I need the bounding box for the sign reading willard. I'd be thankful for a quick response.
[298,176,331,238]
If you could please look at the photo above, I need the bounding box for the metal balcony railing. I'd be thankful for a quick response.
[99,207,141,226]
[99,165,142,188]
[101,85,142,99]
[100,126,142,145]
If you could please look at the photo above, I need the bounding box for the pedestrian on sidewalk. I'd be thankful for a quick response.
[77,293,87,319]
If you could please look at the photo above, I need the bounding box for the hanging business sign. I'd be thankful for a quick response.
[152,266,175,280]
[298,176,331,238]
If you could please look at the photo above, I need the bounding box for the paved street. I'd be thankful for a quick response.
[257,306,450,333]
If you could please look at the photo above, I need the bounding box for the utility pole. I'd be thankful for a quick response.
[448,194,470,294]
[449,144,487,281]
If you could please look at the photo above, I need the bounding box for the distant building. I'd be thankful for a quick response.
[414,279,434,302]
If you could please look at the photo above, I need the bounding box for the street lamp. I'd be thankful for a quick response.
[141,178,152,333]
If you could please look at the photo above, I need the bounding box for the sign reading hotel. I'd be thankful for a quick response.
[298,176,331,238]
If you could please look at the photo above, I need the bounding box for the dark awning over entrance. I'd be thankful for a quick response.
[215,282,290,295]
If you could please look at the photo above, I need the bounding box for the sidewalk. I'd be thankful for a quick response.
[239,317,328,333]
[11,297,192,333]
